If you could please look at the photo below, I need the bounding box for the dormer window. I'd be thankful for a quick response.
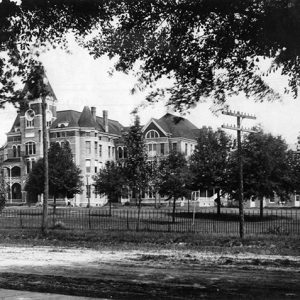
[57,122,69,128]
[146,130,159,139]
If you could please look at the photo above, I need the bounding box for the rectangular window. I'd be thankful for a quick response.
[99,144,102,157]
[26,160,31,174]
[108,146,111,158]
[160,143,165,155]
[86,132,90,137]
[112,147,115,158]
[86,141,91,154]
[85,160,91,173]
[57,132,61,138]
[95,160,98,173]
[185,143,188,155]
[172,142,177,151]
[26,120,34,128]
[94,142,98,156]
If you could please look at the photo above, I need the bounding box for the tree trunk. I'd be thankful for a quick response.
[260,196,264,219]
[172,197,177,223]
[109,199,112,216]
[216,190,221,215]
[136,190,142,231]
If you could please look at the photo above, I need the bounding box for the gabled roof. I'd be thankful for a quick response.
[9,115,20,132]
[154,113,199,140]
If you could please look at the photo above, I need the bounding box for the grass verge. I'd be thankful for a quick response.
[0,228,299,256]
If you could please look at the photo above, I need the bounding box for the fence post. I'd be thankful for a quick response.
[127,210,129,230]
[20,211,23,229]
[88,209,91,230]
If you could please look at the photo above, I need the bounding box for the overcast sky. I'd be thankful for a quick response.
[0,40,299,148]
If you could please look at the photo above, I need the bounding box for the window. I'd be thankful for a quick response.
[86,141,91,154]
[269,196,275,203]
[108,146,111,158]
[99,144,102,157]
[160,143,165,155]
[12,146,17,157]
[185,143,188,155]
[57,132,61,138]
[112,147,115,158]
[26,119,34,128]
[85,160,91,173]
[148,143,157,157]
[146,130,159,139]
[94,142,98,156]
[17,145,21,157]
[95,160,98,173]
[124,147,127,158]
[172,142,177,151]
[86,132,90,137]
[47,121,51,127]
[25,142,36,155]
[118,147,123,159]
[26,160,31,174]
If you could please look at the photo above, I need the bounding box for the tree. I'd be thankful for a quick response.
[0,173,7,212]
[25,142,83,214]
[189,127,232,214]
[123,115,150,230]
[93,161,126,215]
[226,129,293,218]
[158,150,190,223]
[1,1,300,108]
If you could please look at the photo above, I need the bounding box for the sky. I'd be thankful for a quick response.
[0,40,300,148]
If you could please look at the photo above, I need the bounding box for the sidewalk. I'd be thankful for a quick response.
[0,289,102,300]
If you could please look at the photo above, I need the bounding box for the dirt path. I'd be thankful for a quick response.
[0,245,299,299]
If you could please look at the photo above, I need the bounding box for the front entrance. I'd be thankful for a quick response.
[11,183,22,202]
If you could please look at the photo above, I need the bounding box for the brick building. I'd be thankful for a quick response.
[0,81,200,207]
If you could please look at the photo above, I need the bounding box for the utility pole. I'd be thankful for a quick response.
[222,111,256,239]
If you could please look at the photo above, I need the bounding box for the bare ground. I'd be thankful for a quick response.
[0,244,299,299]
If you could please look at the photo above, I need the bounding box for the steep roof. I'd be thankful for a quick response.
[51,108,123,135]
[9,115,20,132]
[78,106,99,128]
[154,113,199,140]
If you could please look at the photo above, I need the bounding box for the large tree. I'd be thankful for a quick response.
[226,129,293,217]
[93,160,126,215]
[0,1,300,108]
[123,115,150,229]
[25,142,83,213]
[189,127,232,214]
[158,150,190,223]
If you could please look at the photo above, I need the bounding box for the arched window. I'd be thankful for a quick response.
[146,130,159,139]
[123,147,127,158]
[11,166,21,177]
[12,145,17,157]
[25,142,36,155]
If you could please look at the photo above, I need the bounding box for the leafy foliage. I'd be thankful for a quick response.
[25,142,83,201]
[93,160,126,203]
[123,115,150,202]
[0,173,7,211]
[226,128,293,203]
[158,150,190,222]
[1,1,300,109]
[190,127,232,191]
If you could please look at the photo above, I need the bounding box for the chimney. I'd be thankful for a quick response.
[91,107,96,121]
[103,110,108,132]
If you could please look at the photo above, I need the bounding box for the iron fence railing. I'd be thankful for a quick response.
[0,207,299,235]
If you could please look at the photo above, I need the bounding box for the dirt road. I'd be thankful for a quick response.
[0,245,299,299]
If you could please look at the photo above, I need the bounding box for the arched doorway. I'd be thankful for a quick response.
[11,183,22,201]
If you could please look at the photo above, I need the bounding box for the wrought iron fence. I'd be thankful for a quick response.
[0,207,299,235]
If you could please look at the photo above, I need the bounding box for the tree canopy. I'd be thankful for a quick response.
[0,1,300,109]
[25,142,83,203]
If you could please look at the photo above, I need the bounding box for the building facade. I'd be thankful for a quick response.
[0,81,200,207]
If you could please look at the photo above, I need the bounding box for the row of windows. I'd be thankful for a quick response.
[85,141,115,158]
[85,159,104,174]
